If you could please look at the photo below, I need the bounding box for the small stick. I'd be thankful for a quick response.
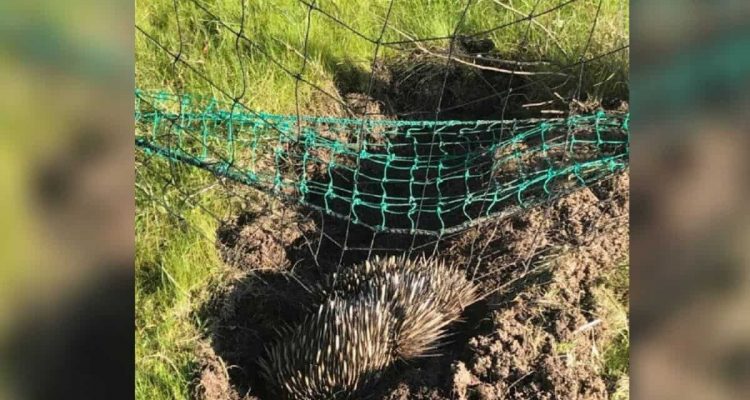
[573,318,602,335]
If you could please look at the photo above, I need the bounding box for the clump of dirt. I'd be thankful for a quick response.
[343,93,389,120]
[553,187,604,243]
[193,343,257,400]
[215,205,316,271]
[452,250,613,400]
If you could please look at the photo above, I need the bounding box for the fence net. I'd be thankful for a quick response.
[135,1,629,396]
[136,0,629,266]
[136,89,627,235]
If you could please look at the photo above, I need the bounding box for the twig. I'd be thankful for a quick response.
[388,24,568,77]
[505,371,534,394]
[522,100,555,108]
[434,50,568,76]
[573,318,602,335]
[491,0,570,59]
[466,54,553,67]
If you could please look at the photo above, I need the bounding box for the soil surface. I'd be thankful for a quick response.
[194,170,629,400]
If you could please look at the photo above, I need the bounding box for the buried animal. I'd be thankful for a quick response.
[258,255,482,399]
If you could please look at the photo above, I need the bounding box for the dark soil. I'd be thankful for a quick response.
[195,171,628,400]
[373,173,629,400]
[331,50,627,122]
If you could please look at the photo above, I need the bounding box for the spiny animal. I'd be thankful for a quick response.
[258,294,395,399]
[258,255,481,399]
[324,255,481,358]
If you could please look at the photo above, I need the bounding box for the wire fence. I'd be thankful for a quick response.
[136,0,629,264]
[135,0,629,397]
[136,89,628,236]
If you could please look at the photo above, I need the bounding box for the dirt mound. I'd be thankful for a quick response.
[215,205,317,271]
[366,173,628,399]
[197,172,629,399]
[193,343,257,400]
[332,53,627,122]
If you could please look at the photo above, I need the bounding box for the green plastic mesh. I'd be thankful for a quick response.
[135,89,629,235]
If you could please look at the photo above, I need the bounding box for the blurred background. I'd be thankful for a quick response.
[0,0,133,398]
[630,0,750,399]
[0,0,747,399]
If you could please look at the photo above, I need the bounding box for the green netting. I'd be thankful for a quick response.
[135,89,629,236]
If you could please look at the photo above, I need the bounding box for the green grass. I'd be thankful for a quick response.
[135,1,629,398]
[596,262,630,400]
[136,0,629,113]
[135,153,265,398]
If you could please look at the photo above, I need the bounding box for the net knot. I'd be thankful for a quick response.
[607,158,620,172]
[303,130,316,146]
[567,115,580,127]
[331,140,345,154]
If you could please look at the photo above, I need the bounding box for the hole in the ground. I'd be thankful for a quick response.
[332,51,627,122]
[201,208,504,398]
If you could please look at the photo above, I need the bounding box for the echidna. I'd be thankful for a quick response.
[325,255,481,358]
[258,295,395,399]
[258,255,481,399]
